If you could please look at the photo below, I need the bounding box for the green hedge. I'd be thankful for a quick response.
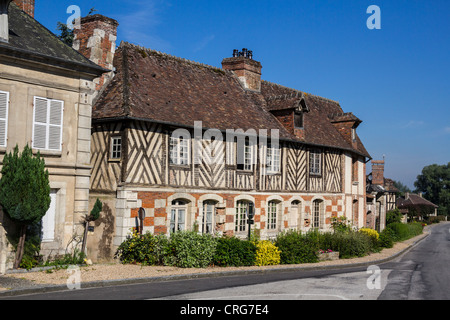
[115,223,424,268]
[386,222,423,242]
[275,230,319,264]
[213,236,256,267]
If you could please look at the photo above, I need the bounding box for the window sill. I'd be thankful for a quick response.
[310,173,322,178]
[236,169,253,174]
[169,164,191,169]
[32,148,62,158]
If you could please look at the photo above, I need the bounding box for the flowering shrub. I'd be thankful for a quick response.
[254,241,281,266]
[359,228,380,241]
[318,249,334,254]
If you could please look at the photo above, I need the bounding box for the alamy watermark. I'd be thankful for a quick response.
[366,265,382,290]
[66,5,81,30]
[66,265,81,290]
[367,5,381,30]
[170,121,280,171]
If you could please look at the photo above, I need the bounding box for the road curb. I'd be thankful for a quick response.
[0,224,439,298]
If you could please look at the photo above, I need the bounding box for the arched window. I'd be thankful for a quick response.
[267,201,279,230]
[202,201,216,234]
[313,199,324,229]
[170,200,187,233]
[235,200,254,232]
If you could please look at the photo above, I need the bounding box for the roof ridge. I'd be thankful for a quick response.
[266,92,305,101]
[120,41,227,75]
[261,80,340,105]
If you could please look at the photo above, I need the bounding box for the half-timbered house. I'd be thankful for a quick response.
[75,16,371,261]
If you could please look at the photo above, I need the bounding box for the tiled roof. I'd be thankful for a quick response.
[0,3,107,76]
[397,194,438,208]
[261,81,370,157]
[94,42,371,157]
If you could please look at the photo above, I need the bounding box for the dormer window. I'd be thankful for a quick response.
[352,127,356,142]
[294,111,304,129]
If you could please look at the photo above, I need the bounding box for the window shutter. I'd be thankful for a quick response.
[48,100,63,151]
[42,190,57,242]
[33,97,64,151]
[0,91,8,147]
[33,97,48,149]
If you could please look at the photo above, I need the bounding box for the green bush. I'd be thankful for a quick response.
[386,222,423,242]
[166,231,217,268]
[115,231,161,265]
[386,208,403,225]
[318,231,373,259]
[275,230,319,264]
[378,228,395,248]
[213,236,256,267]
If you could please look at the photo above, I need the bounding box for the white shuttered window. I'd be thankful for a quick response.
[0,91,9,147]
[33,97,64,151]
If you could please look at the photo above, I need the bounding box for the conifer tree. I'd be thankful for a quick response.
[0,145,50,269]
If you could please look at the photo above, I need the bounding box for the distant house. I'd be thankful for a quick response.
[0,0,106,273]
[397,193,438,222]
[366,160,399,231]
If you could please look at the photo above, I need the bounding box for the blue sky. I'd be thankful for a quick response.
[35,0,450,189]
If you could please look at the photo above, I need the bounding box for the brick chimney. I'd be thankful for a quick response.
[222,48,262,92]
[73,14,119,92]
[12,0,34,18]
[371,160,385,186]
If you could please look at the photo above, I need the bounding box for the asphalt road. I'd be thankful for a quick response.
[2,223,449,301]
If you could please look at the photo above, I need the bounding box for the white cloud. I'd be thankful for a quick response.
[193,34,216,53]
[115,0,171,51]
[401,120,425,128]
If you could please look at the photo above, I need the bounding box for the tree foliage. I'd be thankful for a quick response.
[0,145,50,224]
[56,22,74,47]
[393,180,411,196]
[414,163,450,216]
[0,145,51,268]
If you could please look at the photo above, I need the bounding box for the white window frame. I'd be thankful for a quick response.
[237,138,254,171]
[267,201,278,230]
[313,200,324,229]
[235,200,254,232]
[32,96,64,152]
[170,200,187,233]
[0,90,9,148]
[266,143,281,173]
[202,201,216,234]
[309,150,322,175]
[170,135,190,165]
[110,136,122,160]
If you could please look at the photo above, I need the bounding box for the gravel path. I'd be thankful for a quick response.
[0,226,434,293]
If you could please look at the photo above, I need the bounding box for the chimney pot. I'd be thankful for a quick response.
[222,48,262,92]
